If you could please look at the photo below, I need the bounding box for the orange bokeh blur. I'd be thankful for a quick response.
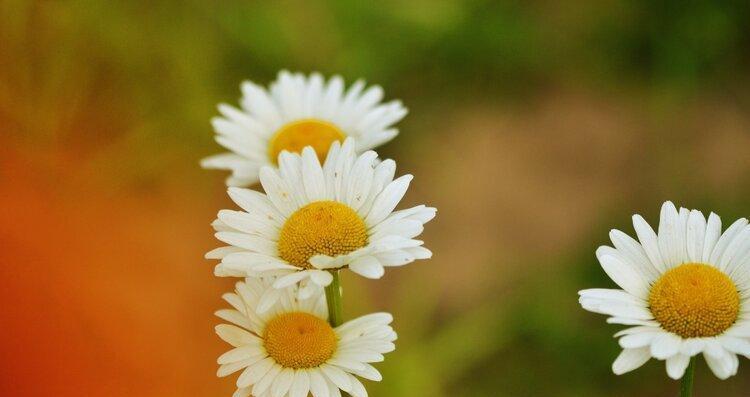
[0,146,235,396]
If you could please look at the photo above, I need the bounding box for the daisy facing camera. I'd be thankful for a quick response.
[579,201,750,383]
[201,71,408,187]
[216,278,397,397]
[206,138,435,307]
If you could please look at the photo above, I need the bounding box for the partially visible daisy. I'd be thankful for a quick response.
[215,278,396,397]
[201,70,407,187]
[579,201,750,380]
[206,138,435,299]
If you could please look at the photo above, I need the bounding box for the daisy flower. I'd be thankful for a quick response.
[579,201,750,380]
[206,138,435,299]
[201,70,407,187]
[215,278,397,397]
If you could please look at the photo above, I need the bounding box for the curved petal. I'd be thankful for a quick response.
[612,347,651,375]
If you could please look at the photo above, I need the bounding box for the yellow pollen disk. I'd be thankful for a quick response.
[264,312,337,369]
[268,119,345,164]
[649,263,740,338]
[278,201,368,269]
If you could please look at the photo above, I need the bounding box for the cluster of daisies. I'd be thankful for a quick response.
[580,201,750,385]
[203,71,435,397]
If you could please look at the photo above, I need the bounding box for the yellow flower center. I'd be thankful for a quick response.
[264,312,337,369]
[278,201,368,269]
[268,119,345,164]
[649,263,740,338]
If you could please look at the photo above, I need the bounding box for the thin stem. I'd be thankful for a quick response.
[324,271,344,327]
[680,357,695,397]
[324,271,348,396]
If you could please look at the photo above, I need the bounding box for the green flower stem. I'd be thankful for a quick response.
[324,270,344,327]
[680,357,695,397]
[324,271,349,396]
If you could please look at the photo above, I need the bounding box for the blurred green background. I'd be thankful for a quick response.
[2,1,750,396]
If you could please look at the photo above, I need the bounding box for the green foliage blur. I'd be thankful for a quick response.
[3,1,750,396]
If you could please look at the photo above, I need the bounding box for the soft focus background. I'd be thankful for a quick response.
[2,1,750,396]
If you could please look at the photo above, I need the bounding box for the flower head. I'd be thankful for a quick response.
[201,71,407,187]
[579,201,750,380]
[206,138,435,301]
[215,278,397,397]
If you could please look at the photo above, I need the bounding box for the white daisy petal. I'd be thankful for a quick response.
[223,292,247,314]
[308,369,330,397]
[704,347,737,380]
[260,167,299,217]
[202,152,252,169]
[233,387,252,397]
[301,147,328,201]
[216,309,254,329]
[614,325,660,338]
[359,159,396,216]
[666,354,691,379]
[612,347,651,375]
[619,331,661,349]
[595,247,649,299]
[238,357,275,388]
[227,187,285,227]
[215,324,258,348]
[309,270,334,286]
[206,246,245,260]
[703,212,722,262]
[258,287,283,314]
[253,365,283,396]
[719,335,750,357]
[347,363,382,381]
[365,175,413,227]
[609,229,659,281]
[606,317,659,326]
[277,151,307,204]
[680,339,706,356]
[218,209,279,240]
[271,368,295,397]
[686,209,707,263]
[240,80,282,127]
[215,232,277,256]
[710,218,748,270]
[375,249,416,267]
[345,151,378,212]
[578,289,652,320]
[721,227,750,276]
[327,357,366,372]
[650,333,681,360]
[320,364,352,393]
[632,214,666,273]
[332,139,357,202]
[289,370,310,397]
[326,377,342,397]
[219,358,258,378]
[219,345,264,365]
[726,321,750,338]
[347,374,368,397]
[273,271,313,289]
[657,201,682,269]
[405,246,432,260]
[321,76,344,119]
[349,256,385,279]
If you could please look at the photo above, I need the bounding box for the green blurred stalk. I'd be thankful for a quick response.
[680,357,695,397]
[324,271,349,396]
[324,271,344,327]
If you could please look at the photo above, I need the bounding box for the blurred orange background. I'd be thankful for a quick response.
[2,1,750,396]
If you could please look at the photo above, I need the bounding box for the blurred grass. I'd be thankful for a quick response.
[2,1,750,396]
